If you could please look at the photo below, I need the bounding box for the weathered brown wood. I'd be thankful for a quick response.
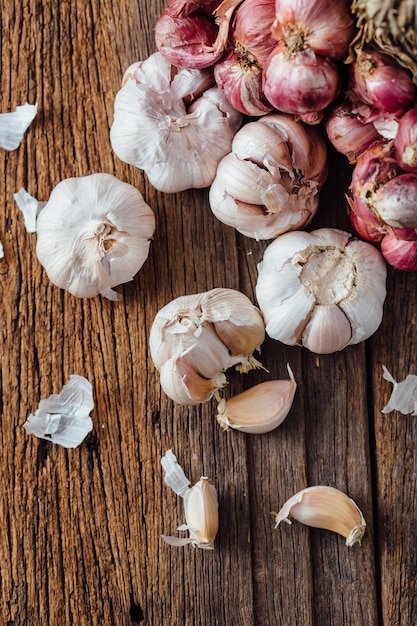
[0,1,415,625]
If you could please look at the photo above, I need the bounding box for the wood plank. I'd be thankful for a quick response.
[1,1,411,625]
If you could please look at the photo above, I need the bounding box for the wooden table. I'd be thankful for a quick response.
[1,2,416,624]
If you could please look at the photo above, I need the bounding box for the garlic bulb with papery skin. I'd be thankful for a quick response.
[110,52,242,193]
[217,364,296,433]
[209,112,327,239]
[35,173,155,301]
[150,288,265,405]
[256,228,387,354]
[161,449,219,549]
[274,485,366,547]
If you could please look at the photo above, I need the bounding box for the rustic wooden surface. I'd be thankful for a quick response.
[0,1,416,625]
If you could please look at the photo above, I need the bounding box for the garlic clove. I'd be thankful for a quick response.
[275,485,366,547]
[161,450,219,549]
[183,477,219,549]
[178,324,231,379]
[302,304,352,355]
[261,287,315,346]
[159,354,226,405]
[217,364,297,434]
[200,287,264,330]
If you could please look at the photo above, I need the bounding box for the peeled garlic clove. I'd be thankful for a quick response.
[275,485,366,547]
[217,365,297,434]
[159,354,226,405]
[35,173,155,300]
[23,375,94,448]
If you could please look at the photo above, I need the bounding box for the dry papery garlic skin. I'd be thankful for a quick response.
[217,364,297,434]
[149,288,266,405]
[35,173,155,301]
[382,365,417,415]
[161,450,219,550]
[275,485,366,547]
[0,102,37,150]
[110,51,242,193]
[256,228,387,354]
[209,112,328,240]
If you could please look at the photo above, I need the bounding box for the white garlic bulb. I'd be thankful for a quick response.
[150,288,266,405]
[274,485,366,547]
[256,228,387,354]
[209,113,328,239]
[110,52,242,193]
[35,173,155,301]
[161,450,219,550]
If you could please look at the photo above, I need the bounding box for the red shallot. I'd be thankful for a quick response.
[262,0,354,121]
[213,0,276,115]
[326,100,381,163]
[348,45,416,116]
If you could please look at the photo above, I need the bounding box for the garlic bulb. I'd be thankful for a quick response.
[35,173,155,301]
[150,288,266,405]
[209,113,327,239]
[0,102,37,150]
[274,485,366,547]
[161,449,219,549]
[256,228,387,354]
[110,52,242,193]
[23,375,94,448]
[217,364,297,433]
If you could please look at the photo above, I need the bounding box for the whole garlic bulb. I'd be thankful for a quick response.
[36,173,155,301]
[209,113,327,239]
[256,228,387,354]
[150,288,266,405]
[110,52,242,193]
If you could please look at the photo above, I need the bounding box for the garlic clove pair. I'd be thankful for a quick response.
[275,486,366,547]
[160,354,227,406]
[161,450,219,550]
[217,364,297,434]
[35,173,155,301]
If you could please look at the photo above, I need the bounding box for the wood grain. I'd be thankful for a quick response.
[0,1,415,625]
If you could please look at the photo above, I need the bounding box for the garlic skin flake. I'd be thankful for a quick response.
[217,364,297,434]
[0,102,37,150]
[35,173,155,301]
[161,450,219,550]
[275,486,366,547]
[256,228,387,354]
[110,52,242,193]
[150,288,265,405]
[14,188,46,233]
[23,375,94,448]
[209,113,328,240]
[382,365,417,415]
